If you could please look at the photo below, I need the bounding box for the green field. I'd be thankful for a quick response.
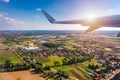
[43,55,93,80]
[82,58,99,67]
[54,65,73,71]
[0,53,21,64]
[43,56,64,66]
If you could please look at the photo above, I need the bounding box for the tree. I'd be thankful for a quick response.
[44,65,51,70]
[54,61,60,66]
[34,64,43,73]
[36,60,43,66]
[62,58,69,65]
[56,70,69,79]
[4,59,13,68]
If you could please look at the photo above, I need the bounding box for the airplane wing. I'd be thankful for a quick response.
[41,10,82,24]
[41,10,101,33]
[41,10,56,23]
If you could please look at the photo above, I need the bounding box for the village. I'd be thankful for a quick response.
[0,31,120,80]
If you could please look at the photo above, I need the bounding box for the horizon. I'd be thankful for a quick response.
[0,30,119,35]
[0,29,119,31]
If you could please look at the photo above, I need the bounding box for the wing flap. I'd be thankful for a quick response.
[85,26,101,33]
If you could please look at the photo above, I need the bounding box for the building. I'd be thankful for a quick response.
[22,46,40,51]
[115,46,120,52]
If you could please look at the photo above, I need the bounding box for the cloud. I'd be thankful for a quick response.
[0,14,3,17]
[0,12,25,27]
[0,12,8,16]
[36,8,41,12]
[2,0,10,3]
[3,17,24,26]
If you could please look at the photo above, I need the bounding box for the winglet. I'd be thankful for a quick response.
[41,10,56,23]
[85,26,101,33]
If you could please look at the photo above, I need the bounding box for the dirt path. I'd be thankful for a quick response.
[0,70,45,80]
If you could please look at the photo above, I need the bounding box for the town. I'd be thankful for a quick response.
[0,31,120,80]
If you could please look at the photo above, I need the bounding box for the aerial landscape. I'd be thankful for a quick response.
[0,0,120,80]
[0,30,120,80]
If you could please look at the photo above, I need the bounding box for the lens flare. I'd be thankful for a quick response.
[85,13,97,21]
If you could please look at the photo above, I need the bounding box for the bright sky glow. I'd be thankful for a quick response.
[85,13,97,21]
[0,0,120,31]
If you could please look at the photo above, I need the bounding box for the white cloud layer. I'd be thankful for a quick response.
[0,12,25,26]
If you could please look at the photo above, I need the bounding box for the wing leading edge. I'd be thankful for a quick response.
[41,10,82,24]
[41,10,101,33]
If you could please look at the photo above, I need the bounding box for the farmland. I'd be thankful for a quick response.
[44,56,64,66]
[0,70,45,80]
[0,51,21,64]
[0,31,120,80]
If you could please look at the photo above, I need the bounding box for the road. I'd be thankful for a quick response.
[105,69,120,80]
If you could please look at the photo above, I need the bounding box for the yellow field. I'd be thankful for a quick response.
[0,70,45,80]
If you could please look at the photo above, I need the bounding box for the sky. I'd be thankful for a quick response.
[0,0,120,30]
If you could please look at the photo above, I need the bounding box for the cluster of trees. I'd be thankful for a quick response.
[56,70,69,79]
[62,55,94,65]
[33,64,44,73]
[32,61,69,79]
[32,60,51,73]
[54,61,60,66]
[42,43,63,48]
[0,59,30,72]
[42,55,94,68]
[42,70,69,80]
[88,64,99,70]
[2,39,16,44]
[88,64,109,74]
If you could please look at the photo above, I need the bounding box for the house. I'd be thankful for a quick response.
[115,46,120,52]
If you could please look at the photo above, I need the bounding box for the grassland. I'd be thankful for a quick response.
[43,56,64,66]
[0,51,21,64]
[54,65,73,71]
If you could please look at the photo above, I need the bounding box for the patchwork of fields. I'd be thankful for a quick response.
[0,49,95,80]
[0,50,45,80]
[41,56,93,80]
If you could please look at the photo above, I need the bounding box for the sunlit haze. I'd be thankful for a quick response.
[85,13,97,21]
[0,0,120,30]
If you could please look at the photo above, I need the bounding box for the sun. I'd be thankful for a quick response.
[85,13,97,21]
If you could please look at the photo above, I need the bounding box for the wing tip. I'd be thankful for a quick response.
[41,10,56,23]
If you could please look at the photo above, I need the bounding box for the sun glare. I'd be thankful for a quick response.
[85,13,97,21]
